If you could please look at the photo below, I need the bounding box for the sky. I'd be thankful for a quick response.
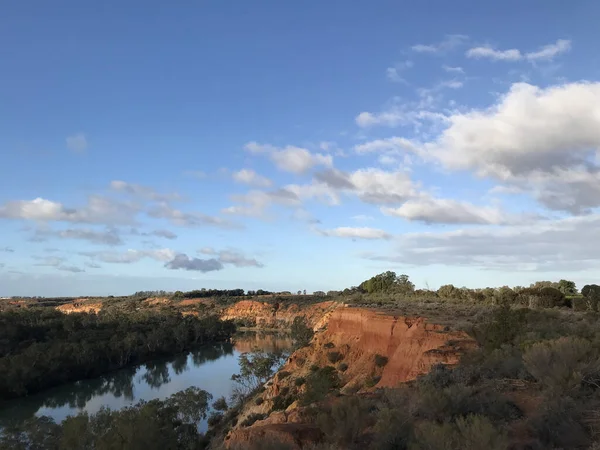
[2,0,600,296]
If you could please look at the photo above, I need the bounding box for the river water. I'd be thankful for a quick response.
[0,332,293,432]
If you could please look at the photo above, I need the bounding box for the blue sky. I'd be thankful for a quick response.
[2,1,600,296]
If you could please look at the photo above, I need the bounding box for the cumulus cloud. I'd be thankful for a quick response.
[0,196,139,225]
[364,214,600,272]
[411,34,469,54]
[466,39,571,62]
[149,203,239,228]
[381,197,505,224]
[316,226,392,240]
[66,133,88,153]
[244,142,333,174]
[232,169,272,187]
[223,189,300,218]
[110,180,181,202]
[164,254,223,272]
[198,247,264,268]
[418,81,600,213]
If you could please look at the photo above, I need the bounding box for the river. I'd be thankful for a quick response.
[0,332,293,432]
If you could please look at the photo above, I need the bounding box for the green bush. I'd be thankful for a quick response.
[338,363,348,372]
[295,377,306,386]
[310,364,320,372]
[316,396,374,447]
[375,354,389,367]
[240,413,266,427]
[365,376,381,388]
[572,297,588,311]
[212,396,228,411]
[410,415,509,450]
[207,411,223,427]
[301,366,340,406]
[327,351,343,364]
[523,337,600,394]
[272,394,294,411]
[278,371,291,379]
[255,397,264,405]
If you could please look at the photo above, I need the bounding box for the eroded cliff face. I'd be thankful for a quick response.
[227,308,476,448]
[56,299,102,314]
[221,300,341,329]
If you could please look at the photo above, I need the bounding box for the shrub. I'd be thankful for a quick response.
[316,396,374,446]
[240,413,266,427]
[375,354,389,367]
[301,366,340,406]
[365,376,381,388]
[523,337,600,394]
[271,394,294,411]
[539,287,566,308]
[278,371,291,379]
[291,316,314,348]
[526,397,590,449]
[212,396,228,411]
[207,411,223,427]
[572,297,588,311]
[324,342,335,349]
[255,397,264,405]
[410,415,509,450]
[371,406,413,450]
[338,363,348,372]
[310,364,319,372]
[327,351,343,364]
[295,377,306,386]
[473,305,525,351]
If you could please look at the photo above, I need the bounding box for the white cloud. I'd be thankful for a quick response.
[525,39,571,61]
[317,226,392,240]
[381,197,505,224]
[110,180,181,202]
[270,146,333,174]
[198,247,264,268]
[466,46,522,61]
[148,203,239,228]
[442,65,465,74]
[82,248,177,264]
[352,215,374,222]
[355,109,448,128]
[364,214,600,272]
[66,133,88,153]
[313,167,418,205]
[0,196,139,225]
[223,188,300,218]
[466,39,571,62]
[244,142,333,174]
[36,227,123,245]
[415,81,600,213]
[232,169,272,187]
[411,34,469,54]
[386,60,413,83]
[354,137,417,154]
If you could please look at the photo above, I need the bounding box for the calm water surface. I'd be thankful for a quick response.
[0,332,293,431]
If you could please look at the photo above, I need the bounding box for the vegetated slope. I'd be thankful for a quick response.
[224,305,600,450]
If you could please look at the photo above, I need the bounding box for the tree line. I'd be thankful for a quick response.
[0,308,235,401]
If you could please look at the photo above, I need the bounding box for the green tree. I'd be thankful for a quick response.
[290,316,314,348]
[558,279,577,295]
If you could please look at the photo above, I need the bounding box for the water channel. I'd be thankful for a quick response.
[0,332,293,432]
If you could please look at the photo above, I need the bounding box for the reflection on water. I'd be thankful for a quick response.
[0,333,292,430]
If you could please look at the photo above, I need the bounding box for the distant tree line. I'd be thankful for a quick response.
[0,309,235,400]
